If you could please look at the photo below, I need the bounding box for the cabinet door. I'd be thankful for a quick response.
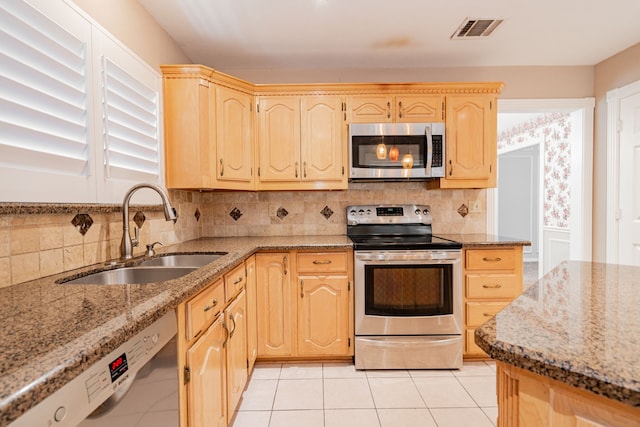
[442,95,497,188]
[297,275,350,356]
[163,76,216,189]
[186,316,227,427]
[216,86,254,188]
[245,255,257,373]
[256,253,293,357]
[396,95,444,122]
[346,95,393,123]
[257,97,301,182]
[300,96,345,183]
[225,289,248,416]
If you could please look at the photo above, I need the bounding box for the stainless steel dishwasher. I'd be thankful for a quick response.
[9,311,178,427]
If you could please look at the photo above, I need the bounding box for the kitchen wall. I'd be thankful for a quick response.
[593,43,640,262]
[200,184,486,237]
[4,0,637,289]
[0,191,203,288]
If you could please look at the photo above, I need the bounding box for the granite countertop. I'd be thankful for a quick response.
[475,261,640,408]
[435,233,531,248]
[0,235,351,426]
[0,233,525,425]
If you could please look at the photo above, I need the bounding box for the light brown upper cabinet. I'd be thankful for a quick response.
[216,86,254,189]
[346,95,444,123]
[256,95,347,190]
[162,65,502,191]
[429,94,498,189]
[161,65,255,190]
[162,66,216,189]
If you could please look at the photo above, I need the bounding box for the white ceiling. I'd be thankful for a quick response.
[137,0,640,71]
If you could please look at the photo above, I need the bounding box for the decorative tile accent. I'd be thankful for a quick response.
[276,207,288,220]
[194,208,201,222]
[229,207,243,221]
[457,204,469,218]
[320,205,334,219]
[133,211,146,228]
[71,214,93,235]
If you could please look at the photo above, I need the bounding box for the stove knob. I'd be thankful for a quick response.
[358,209,364,215]
[349,210,356,216]
[423,209,429,215]
[415,209,421,215]
[366,209,372,215]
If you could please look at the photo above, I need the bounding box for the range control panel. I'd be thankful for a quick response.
[8,312,177,427]
[347,204,432,226]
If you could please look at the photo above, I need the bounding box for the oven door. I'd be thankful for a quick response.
[354,250,462,336]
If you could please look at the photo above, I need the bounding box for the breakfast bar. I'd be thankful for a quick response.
[475,261,640,426]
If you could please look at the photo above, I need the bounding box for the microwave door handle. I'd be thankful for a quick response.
[425,125,433,176]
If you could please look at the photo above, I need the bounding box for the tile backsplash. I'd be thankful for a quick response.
[200,182,487,238]
[1,183,487,287]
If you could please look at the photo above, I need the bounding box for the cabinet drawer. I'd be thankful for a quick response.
[185,278,224,341]
[225,263,246,302]
[466,302,508,327]
[465,329,487,356]
[466,273,520,299]
[466,249,517,270]
[296,252,348,273]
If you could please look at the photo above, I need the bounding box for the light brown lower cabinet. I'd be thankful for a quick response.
[256,250,353,359]
[464,246,523,358]
[185,314,227,427]
[225,289,247,417]
[179,264,249,427]
[497,362,640,426]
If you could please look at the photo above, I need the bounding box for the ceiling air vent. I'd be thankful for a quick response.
[451,18,503,39]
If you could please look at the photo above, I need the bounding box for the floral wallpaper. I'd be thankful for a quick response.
[498,113,572,229]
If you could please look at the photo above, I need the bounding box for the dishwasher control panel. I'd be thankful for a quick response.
[8,311,177,427]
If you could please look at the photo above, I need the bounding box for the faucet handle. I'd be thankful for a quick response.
[146,241,162,257]
[132,226,139,248]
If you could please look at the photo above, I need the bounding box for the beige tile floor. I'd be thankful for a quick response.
[230,361,497,427]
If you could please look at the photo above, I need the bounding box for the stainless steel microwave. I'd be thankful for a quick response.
[349,122,445,181]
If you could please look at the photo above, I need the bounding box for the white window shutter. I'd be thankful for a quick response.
[93,27,163,204]
[0,0,94,202]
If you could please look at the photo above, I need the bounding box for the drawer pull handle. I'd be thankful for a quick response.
[312,260,332,265]
[482,312,494,317]
[233,276,243,285]
[482,284,502,289]
[482,257,502,262]
[203,298,218,311]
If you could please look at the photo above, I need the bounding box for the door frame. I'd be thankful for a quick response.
[606,79,640,263]
[488,98,595,265]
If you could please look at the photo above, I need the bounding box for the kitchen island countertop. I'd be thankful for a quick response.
[475,261,640,408]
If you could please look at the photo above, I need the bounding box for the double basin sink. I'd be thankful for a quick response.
[62,253,227,285]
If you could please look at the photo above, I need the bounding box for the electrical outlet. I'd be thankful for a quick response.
[468,200,481,213]
[269,204,278,217]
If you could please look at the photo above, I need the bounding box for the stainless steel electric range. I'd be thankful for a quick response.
[347,204,463,370]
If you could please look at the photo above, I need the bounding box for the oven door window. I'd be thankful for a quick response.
[352,135,426,169]
[364,264,452,316]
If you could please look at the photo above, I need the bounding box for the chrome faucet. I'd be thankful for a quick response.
[120,183,178,259]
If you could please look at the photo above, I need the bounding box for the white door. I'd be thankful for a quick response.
[617,91,640,265]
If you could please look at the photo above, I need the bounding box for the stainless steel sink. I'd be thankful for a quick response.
[139,253,227,267]
[63,266,198,285]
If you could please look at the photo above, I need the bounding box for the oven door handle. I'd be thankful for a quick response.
[357,336,461,347]
[356,257,460,263]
